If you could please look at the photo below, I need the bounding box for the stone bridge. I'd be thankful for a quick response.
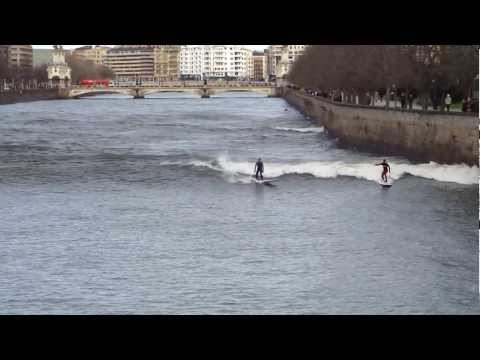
[61,81,279,99]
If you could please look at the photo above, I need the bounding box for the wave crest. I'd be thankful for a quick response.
[274,126,325,133]
[161,156,478,185]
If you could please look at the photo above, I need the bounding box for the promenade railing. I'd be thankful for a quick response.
[1,79,58,92]
[299,88,478,114]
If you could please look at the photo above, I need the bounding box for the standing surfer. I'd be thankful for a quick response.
[254,158,264,180]
[375,159,391,183]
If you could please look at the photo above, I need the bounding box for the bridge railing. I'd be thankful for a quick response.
[70,85,110,89]
[1,79,59,92]
[69,80,276,89]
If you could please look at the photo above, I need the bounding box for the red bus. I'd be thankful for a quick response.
[79,79,110,88]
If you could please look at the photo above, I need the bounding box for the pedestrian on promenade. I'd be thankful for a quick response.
[407,92,414,110]
[462,97,472,112]
[365,92,371,106]
[390,88,396,107]
[333,90,340,102]
[400,91,407,109]
[430,80,441,110]
[445,93,452,112]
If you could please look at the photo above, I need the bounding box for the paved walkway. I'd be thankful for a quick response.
[306,93,462,112]
[372,99,461,112]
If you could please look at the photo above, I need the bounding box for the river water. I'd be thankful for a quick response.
[0,92,478,314]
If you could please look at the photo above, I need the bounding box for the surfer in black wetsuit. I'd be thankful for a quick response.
[375,159,391,183]
[254,158,264,180]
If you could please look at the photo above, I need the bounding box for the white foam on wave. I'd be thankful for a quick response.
[393,162,479,185]
[159,158,254,184]
[160,157,479,185]
[215,157,479,185]
[274,126,325,133]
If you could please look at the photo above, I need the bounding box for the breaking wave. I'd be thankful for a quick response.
[160,156,478,185]
[274,126,325,133]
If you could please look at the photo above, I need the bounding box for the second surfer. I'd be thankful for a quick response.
[375,159,391,183]
[254,158,264,180]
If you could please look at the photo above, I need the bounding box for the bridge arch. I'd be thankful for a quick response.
[68,88,135,98]
[66,84,277,99]
[140,88,203,97]
[207,88,275,97]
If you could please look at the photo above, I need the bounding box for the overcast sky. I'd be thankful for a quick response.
[33,45,269,51]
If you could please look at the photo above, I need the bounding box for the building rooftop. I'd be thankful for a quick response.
[75,46,93,50]
[107,46,155,53]
[33,49,53,67]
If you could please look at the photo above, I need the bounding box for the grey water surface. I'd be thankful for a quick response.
[0,92,478,314]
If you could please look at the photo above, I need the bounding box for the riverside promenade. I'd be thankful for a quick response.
[0,88,60,105]
[281,87,479,166]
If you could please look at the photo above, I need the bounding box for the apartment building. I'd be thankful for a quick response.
[105,45,183,79]
[105,46,155,78]
[267,45,307,79]
[7,45,33,76]
[154,46,180,80]
[180,45,253,80]
[0,45,8,68]
[266,45,284,78]
[276,47,290,79]
[286,45,306,65]
[0,45,8,61]
[252,51,267,81]
[73,45,110,65]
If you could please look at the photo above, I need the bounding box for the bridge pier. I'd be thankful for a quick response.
[133,88,144,99]
[200,87,211,98]
[65,83,276,99]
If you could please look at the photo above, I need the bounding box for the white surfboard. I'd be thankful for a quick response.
[379,176,393,188]
[252,176,277,185]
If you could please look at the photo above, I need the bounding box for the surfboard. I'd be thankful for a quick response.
[252,176,276,185]
[253,179,276,184]
[260,180,276,187]
[379,177,393,188]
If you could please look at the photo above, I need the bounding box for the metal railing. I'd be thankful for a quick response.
[299,88,478,114]
[0,79,61,92]
[1,78,277,92]
[74,80,276,89]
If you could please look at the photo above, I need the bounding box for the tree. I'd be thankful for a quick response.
[437,45,479,99]
[288,45,478,108]
[32,64,48,81]
[66,54,114,83]
[0,59,10,78]
[97,64,114,79]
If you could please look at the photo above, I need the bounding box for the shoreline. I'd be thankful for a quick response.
[280,87,479,166]
[2,87,478,166]
[0,89,60,105]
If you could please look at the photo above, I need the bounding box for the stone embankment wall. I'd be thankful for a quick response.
[281,88,478,166]
[0,89,60,105]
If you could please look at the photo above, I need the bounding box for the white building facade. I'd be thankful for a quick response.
[267,45,307,79]
[267,45,284,78]
[47,46,71,88]
[180,46,253,80]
